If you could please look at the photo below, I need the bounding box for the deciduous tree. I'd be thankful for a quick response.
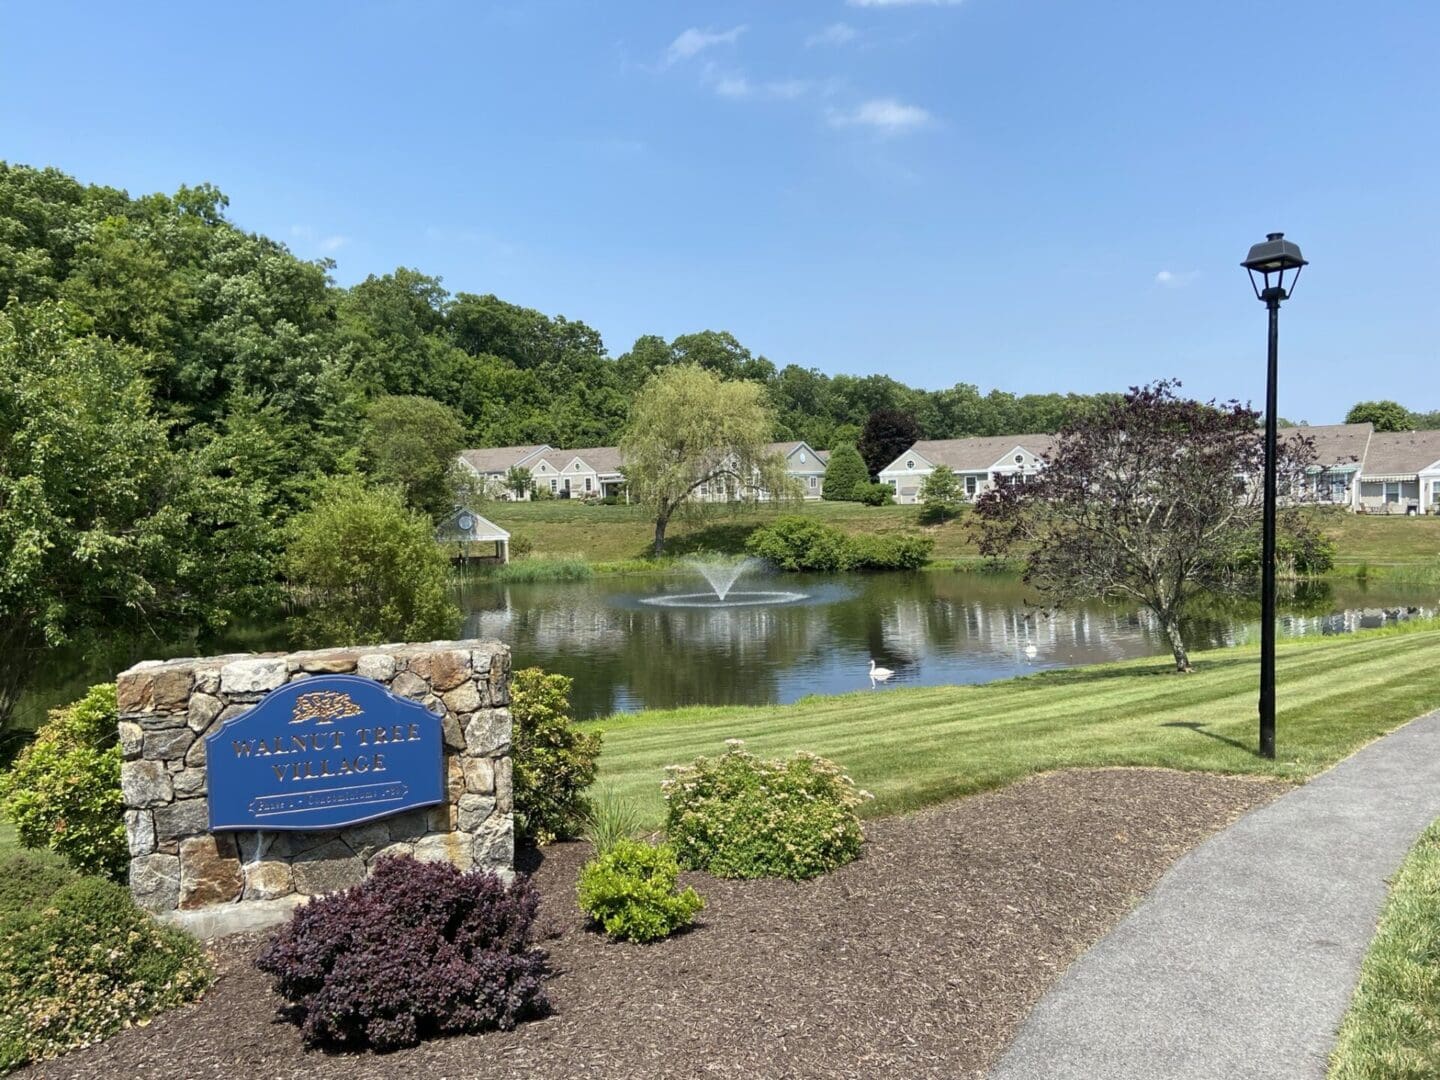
[973,381,1317,672]
[621,366,797,555]
[360,394,467,519]
[1345,400,1413,432]
[917,465,964,523]
[284,478,459,646]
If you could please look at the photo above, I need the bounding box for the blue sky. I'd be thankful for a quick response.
[2,1,1436,423]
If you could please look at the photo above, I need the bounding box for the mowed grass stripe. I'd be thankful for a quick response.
[588,626,1440,826]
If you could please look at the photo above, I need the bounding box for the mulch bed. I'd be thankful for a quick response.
[20,768,1282,1080]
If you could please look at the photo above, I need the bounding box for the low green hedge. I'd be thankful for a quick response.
[745,516,933,572]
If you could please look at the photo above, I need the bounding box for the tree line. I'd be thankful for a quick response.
[0,162,1119,733]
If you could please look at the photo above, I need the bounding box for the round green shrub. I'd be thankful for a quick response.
[0,864,212,1071]
[577,839,704,943]
[662,740,872,881]
[512,668,602,843]
[0,683,126,879]
[856,482,895,506]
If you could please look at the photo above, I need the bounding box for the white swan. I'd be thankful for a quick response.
[1023,643,1038,659]
[869,659,894,682]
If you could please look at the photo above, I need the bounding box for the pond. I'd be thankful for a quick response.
[458,569,1440,720]
[13,569,1437,738]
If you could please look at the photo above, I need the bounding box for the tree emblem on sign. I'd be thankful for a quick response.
[290,690,364,726]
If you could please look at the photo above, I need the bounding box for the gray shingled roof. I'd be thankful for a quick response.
[1362,431,1440,478]
[901,434,1058,472]
[1281,423,1372,471]
[458,445,548,474]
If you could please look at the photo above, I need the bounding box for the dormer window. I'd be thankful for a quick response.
[799,452,807,463]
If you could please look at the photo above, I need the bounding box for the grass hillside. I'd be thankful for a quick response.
[586,622,1440,828]
[484,500,1440,569]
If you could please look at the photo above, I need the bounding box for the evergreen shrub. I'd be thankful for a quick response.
[255,856,548,1051]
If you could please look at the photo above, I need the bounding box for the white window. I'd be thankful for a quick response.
[906,459,915,470]
[1014,453,1024,465]
[808,476,817,489]
[585,477,593,493]
[799,451,807,463]
[1385,481,1401,504]
[965,475,978,496]
[549,478,558,493]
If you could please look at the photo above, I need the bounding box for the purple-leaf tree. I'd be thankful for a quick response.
[972,381,1320,673]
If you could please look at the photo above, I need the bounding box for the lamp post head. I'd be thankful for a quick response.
[1242,232,1307,304]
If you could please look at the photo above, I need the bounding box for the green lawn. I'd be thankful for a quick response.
[1329,817,1440,1079]
[0,822,16,860]
[484,500,1440,569]
[585,622,1440,828]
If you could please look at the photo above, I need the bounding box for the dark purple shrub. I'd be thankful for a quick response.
[256,855,548,1051]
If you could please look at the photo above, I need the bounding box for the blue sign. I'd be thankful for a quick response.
[205,675,445,831]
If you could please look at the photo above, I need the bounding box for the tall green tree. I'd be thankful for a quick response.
[821,444,867,502]
[284,478,459,647]
[360,395,467,519]
[621,366,797,555]
[1345,400,1413,432]
[0,302,258,732]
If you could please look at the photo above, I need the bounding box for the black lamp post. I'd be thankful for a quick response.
[1241,232,1308,759]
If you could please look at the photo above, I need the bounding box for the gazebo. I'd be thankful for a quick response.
[436,507,511,564]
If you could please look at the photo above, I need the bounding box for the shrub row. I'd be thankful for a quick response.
[745,516,933,572]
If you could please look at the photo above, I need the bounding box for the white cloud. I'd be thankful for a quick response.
[1155,269,1200,288]
[847,0,964,6]
[665,25,746,66]
[828,97,934,134]
[702,67,815,102]
[807,22,859,47]
[713,74,752,98]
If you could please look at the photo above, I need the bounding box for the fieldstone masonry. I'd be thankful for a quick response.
[117,640,513,931]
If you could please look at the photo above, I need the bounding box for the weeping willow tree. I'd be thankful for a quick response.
[620,365,799,555]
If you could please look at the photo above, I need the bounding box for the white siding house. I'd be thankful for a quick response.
[457,445,551,500]
[1357,431,1440,514]
[877,435,1057,505]
[1285,423,1373,509]
[459,441,828,504]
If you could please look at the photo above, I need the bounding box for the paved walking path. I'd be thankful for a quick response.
[989,709,1440,1080]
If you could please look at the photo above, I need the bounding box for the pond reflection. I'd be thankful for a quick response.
[458,571,1439,719]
